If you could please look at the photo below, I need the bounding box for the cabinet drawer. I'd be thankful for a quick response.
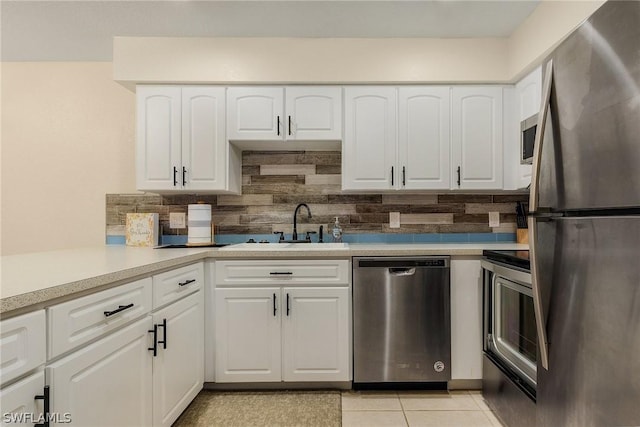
[0,310,46,384]
[152,262,204,309]
[215,260,350,286]
[48,278,152,359]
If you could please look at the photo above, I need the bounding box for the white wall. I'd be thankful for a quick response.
[508,0,605,80]
[1,62,137,255]
[114,37,510,87]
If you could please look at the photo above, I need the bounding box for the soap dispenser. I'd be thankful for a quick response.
[332,217,343,243]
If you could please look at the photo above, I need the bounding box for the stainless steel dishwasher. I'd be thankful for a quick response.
[353,257,451,385]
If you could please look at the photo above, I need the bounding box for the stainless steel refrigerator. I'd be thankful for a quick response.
[529,1,640,426]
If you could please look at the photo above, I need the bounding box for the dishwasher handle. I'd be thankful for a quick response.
[388,267,416,276]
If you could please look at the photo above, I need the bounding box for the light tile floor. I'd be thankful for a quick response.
[342,390,504,427]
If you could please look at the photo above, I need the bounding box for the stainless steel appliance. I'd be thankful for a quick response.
[520,114,538,164]
[482,250,536,427]
[530,2,640,425]
[353,257,450,386]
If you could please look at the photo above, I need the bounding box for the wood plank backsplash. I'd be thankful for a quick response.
[106,151,528,238]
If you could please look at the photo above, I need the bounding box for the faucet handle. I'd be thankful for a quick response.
[304,231,317,242]
[273,231,285,242]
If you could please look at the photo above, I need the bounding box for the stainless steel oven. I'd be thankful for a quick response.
[482,250,536,427]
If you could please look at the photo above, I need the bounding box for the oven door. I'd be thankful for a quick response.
[488,275,537,387]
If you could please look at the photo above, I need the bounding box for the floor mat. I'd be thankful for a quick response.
[173,390,342,427]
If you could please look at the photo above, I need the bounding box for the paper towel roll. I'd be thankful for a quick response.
[188,204,212,245]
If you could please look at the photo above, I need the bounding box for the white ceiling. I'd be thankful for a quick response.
[1,0,540,61]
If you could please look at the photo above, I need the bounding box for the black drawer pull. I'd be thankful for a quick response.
[270,272,293,276]
[157,318,167,349]
[104,303,134,317]
[286,293,290,316]
[178,279,196,287]
[273,293,277,316]
[34,385,50,427]
[148,324,158,357]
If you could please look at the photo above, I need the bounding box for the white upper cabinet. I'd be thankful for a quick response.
[517,66,542,121]
[227,86,342,142]
[137,86,182,191]
[285,87,342,140]
[136,85,239,193]
[515,66,542,189]
[451,87,504,190]
[344,87,451,191]
[227,87,284,140]
[342,87,397,191]
[181,87,228,191]
[398,87,451,190]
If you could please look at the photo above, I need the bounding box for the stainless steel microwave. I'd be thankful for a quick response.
[520,113,538,164]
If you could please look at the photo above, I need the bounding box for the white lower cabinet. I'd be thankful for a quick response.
[42,263,205,427]
[46,317,153,426]
[152,291,204,427]
[215,287,349,383]
[282,287,350,382]
[0,371,46,426]
[450,257,483,380]
[215,288,282,382]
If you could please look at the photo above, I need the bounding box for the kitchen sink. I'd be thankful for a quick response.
[219,242,348,251]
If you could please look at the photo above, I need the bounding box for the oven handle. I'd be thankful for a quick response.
[480,260,531,286]
[529,60,553,371]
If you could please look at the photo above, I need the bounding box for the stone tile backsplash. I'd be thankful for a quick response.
[106,151,527,242]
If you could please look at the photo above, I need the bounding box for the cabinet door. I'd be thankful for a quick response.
[398,87,451,190]
[343,87,397,190]
[451,87,503,190]
[517,66,542,121]
[285,87,342,141]
[181,87,227,191]
[282,287,350,382]
[215,288,281,382]
[227,87,284,140]
[450,258,483,380]
[515,66,542,188]
[136,86,182,191]
[152,292,204,427]
[0,371,46,426]
[47,317,153,426]
[0,310,45,385]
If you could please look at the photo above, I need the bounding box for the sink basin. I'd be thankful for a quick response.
[219,242,349,251]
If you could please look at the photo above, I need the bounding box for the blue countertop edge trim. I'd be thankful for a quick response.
[106,232,517,246]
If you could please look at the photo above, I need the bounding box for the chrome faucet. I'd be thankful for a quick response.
[292,203,312,241]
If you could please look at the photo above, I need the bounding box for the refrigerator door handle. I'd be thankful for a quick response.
[529,60,553,371]
[529,216,550,370]
[529,60,553,213]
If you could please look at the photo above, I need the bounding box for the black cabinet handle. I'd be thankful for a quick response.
[157,318,167,350]
[104,303,134,317]
[178,279,196,287]
[288,116,292,136]
[273,293,277,316]
[148,324,158,357]
[402,166,406,186]
[182,166,187,186]
[457,166,461,187]
[277,116,281,136]
[173,166,178,186]
[286,293,290,316]
[270,272,293,276]
[34,385,50,427]
[391,166,394,186]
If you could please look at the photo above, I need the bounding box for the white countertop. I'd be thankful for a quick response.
[0,242,527,316]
